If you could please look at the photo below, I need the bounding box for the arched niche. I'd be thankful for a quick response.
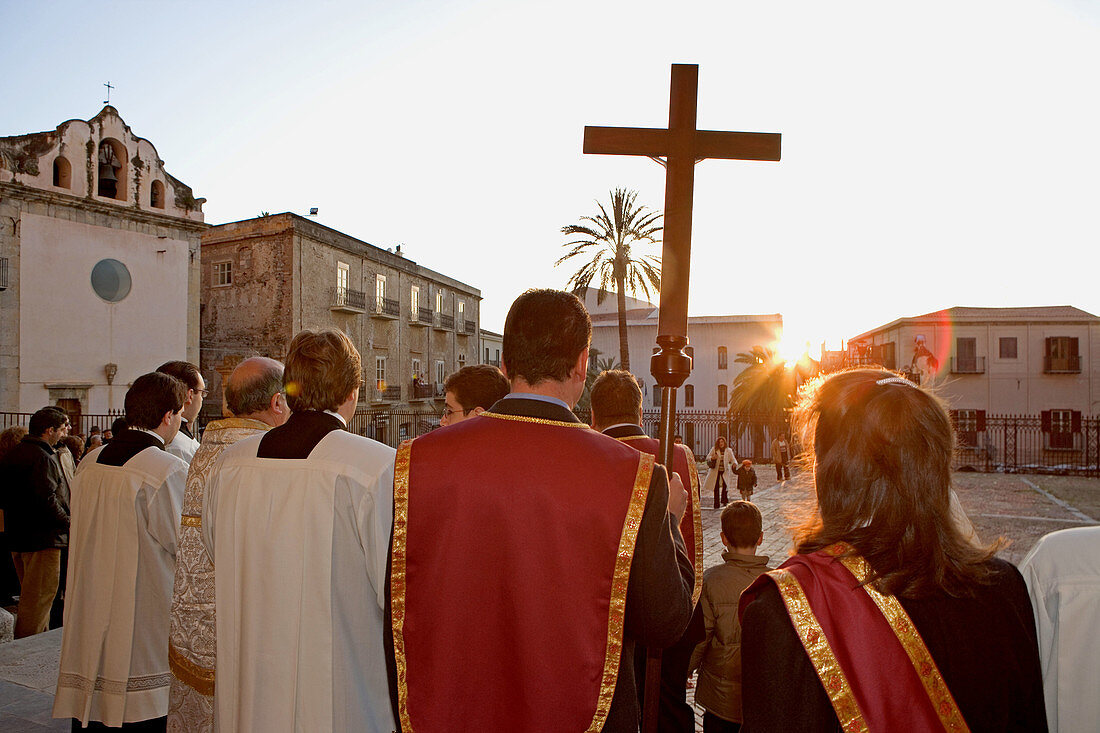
[96,138,128,201]
[53,156,72,189]
[150,179,166,209]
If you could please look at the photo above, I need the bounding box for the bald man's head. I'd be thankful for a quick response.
[225,357,285,420]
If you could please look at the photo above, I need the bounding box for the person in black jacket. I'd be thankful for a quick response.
[0,407,70,638]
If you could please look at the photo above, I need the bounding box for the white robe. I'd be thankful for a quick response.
[201,430,396,733]
[53,444,188,726]
[167,430,200,464]
[1019,525,1100,733]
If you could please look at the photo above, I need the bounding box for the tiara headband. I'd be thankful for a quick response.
[875,376,916,388]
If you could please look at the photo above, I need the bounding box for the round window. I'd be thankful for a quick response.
[90,259,132,302]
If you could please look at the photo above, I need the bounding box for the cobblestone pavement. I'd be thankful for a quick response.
[685,465,1099,730]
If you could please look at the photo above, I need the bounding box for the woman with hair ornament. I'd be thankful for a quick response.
[738,369,1047,732]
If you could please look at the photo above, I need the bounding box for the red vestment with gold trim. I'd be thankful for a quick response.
[615,434,702,605]
[739,544,969,732]
[392,411,653,732]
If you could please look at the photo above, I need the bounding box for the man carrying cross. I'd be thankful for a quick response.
[391,289,694,732]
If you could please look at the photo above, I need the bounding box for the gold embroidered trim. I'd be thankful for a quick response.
[771,568,868,733]
[57,671,171,695]
[616,435,649,442]
[391,439,414,732]
[180,514,201,528]
[480,411,591,428]
[832,548,971,732]
[680,443,704,606]
[587,452,653,732]
[168,643,215,696]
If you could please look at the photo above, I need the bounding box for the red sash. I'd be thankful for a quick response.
[391,412,653,732]
[739,543,970,732]
[615,435,702,605]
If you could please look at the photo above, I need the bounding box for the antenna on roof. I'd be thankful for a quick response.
[103,81,114,105]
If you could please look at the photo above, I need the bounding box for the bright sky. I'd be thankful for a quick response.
[3,0,1098,360]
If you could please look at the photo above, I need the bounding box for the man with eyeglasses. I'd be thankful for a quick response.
[439,364,510,427]
[0,406,71,638]
[157,360,207,463]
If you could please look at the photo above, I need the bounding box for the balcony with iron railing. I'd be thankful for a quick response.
[331,286,366,313]
[460,320,476,335]
[950,356,986,374]
[1044,355,1082,373]
[486,359,501,368]
[371,296,400,319]
[370,384,402,402]
[411,379,434,400]
[435,314,455,330]
[410,306,433,326]
[434,383,446,399]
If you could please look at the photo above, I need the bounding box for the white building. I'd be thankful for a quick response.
[580,288,784,411]
[479,328,502,369]
[0,107,205,424]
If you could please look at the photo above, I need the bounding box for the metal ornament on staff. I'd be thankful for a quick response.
[582,62,780,733]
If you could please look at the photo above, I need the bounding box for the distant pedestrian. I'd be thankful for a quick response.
[770,435,790,481]
[735,459,757,502]
[705,437,737,509]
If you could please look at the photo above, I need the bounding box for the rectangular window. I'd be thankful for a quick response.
[999,337,1017,359]
[718,384,728,408]
[436,360,445,384]
[717,347,727,370]
[375,356,386,391]
[411,358,421,380]
[652,385,660,407]
[1049,409,1076,449]
[213,261,232,286]
[955,337,977,373]
[684,385,694,407]
[337,262,349,291]
[376,274,386,312]
[411,285,420,315]
[436,289,445,313]
[1045,337,1081,373]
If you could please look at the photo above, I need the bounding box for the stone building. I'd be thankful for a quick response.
[479,328,502,368]
[0,106,205,423]
[201,213,481,425]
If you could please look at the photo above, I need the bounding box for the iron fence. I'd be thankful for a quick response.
[6,408,1097,477]
[953,414,1100,477]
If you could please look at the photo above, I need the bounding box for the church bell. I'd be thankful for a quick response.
[98,164,117,182]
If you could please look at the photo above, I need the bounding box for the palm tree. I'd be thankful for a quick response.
[728,346,797,459]
[556,188,662,372]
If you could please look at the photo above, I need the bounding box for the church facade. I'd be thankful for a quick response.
[200,213,481,422]
[0,107,205,422]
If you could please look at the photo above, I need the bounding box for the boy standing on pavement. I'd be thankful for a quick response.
[690,501,770,733]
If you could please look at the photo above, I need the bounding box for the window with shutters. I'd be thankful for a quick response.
[684,385,694,407]
[1043,409,1079,450]
[999,337,1017,359]
[1044,337,1081,373]
[652,386,660,407]
[718,347,728,370]
[718,384,728,408]
[952,408,985,448]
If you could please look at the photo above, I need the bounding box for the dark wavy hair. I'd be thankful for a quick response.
[791,368,1000,598]
[502,289,591,386]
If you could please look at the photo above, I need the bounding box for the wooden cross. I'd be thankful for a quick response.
[582,63,780,733]
[103,81,114,105]
[584,63,780,342]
